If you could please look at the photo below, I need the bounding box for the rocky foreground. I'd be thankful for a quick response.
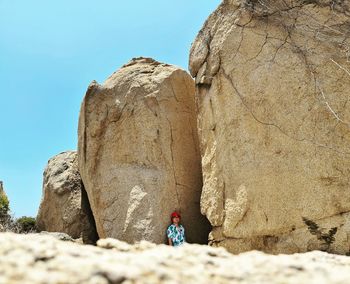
[1,233,350,284]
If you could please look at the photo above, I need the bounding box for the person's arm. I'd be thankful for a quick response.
[167,226,174,246]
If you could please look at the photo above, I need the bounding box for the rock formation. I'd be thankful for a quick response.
[190,0,350,253]
[78,57,210,244]
[0,181,7,202]
[36,151,98,244]
[1,232,350,283]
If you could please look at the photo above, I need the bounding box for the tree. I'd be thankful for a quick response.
[0,192,10,224]
[16,216,36,233]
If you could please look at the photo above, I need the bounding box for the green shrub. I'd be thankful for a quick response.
[0,193,9,222]
[16,216,36,233]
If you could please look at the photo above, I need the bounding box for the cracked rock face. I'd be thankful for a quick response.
[190,0,350,253]
[2,233,350,284]
[36,151,98,244]
[78,57,210,244]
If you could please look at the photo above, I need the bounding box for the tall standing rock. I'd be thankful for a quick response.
[0,181,6,203]
[190,0,350,253]
[36,151,98,244]
[78,57,210,244]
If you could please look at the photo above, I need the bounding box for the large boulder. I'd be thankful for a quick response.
[1,232,350,283]
[189,0,350,253]
[78,57,210,244]
[36,151,98,244]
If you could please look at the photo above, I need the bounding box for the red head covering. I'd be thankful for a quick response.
[171,211,181,220]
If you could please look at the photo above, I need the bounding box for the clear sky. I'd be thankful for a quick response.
[0,1,221,217]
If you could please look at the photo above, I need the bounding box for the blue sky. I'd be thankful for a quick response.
[0,1,221,217]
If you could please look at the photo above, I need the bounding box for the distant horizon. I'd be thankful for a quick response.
[0,1,221,217]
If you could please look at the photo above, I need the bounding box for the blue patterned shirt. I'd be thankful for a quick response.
[167,224,185,246]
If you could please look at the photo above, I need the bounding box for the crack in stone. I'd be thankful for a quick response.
[220,67,303,140]
[316,79,350,128]
[213,209,350,245]
[332,58,350,77]
[220,67,350,155]
[164,116,181,210]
